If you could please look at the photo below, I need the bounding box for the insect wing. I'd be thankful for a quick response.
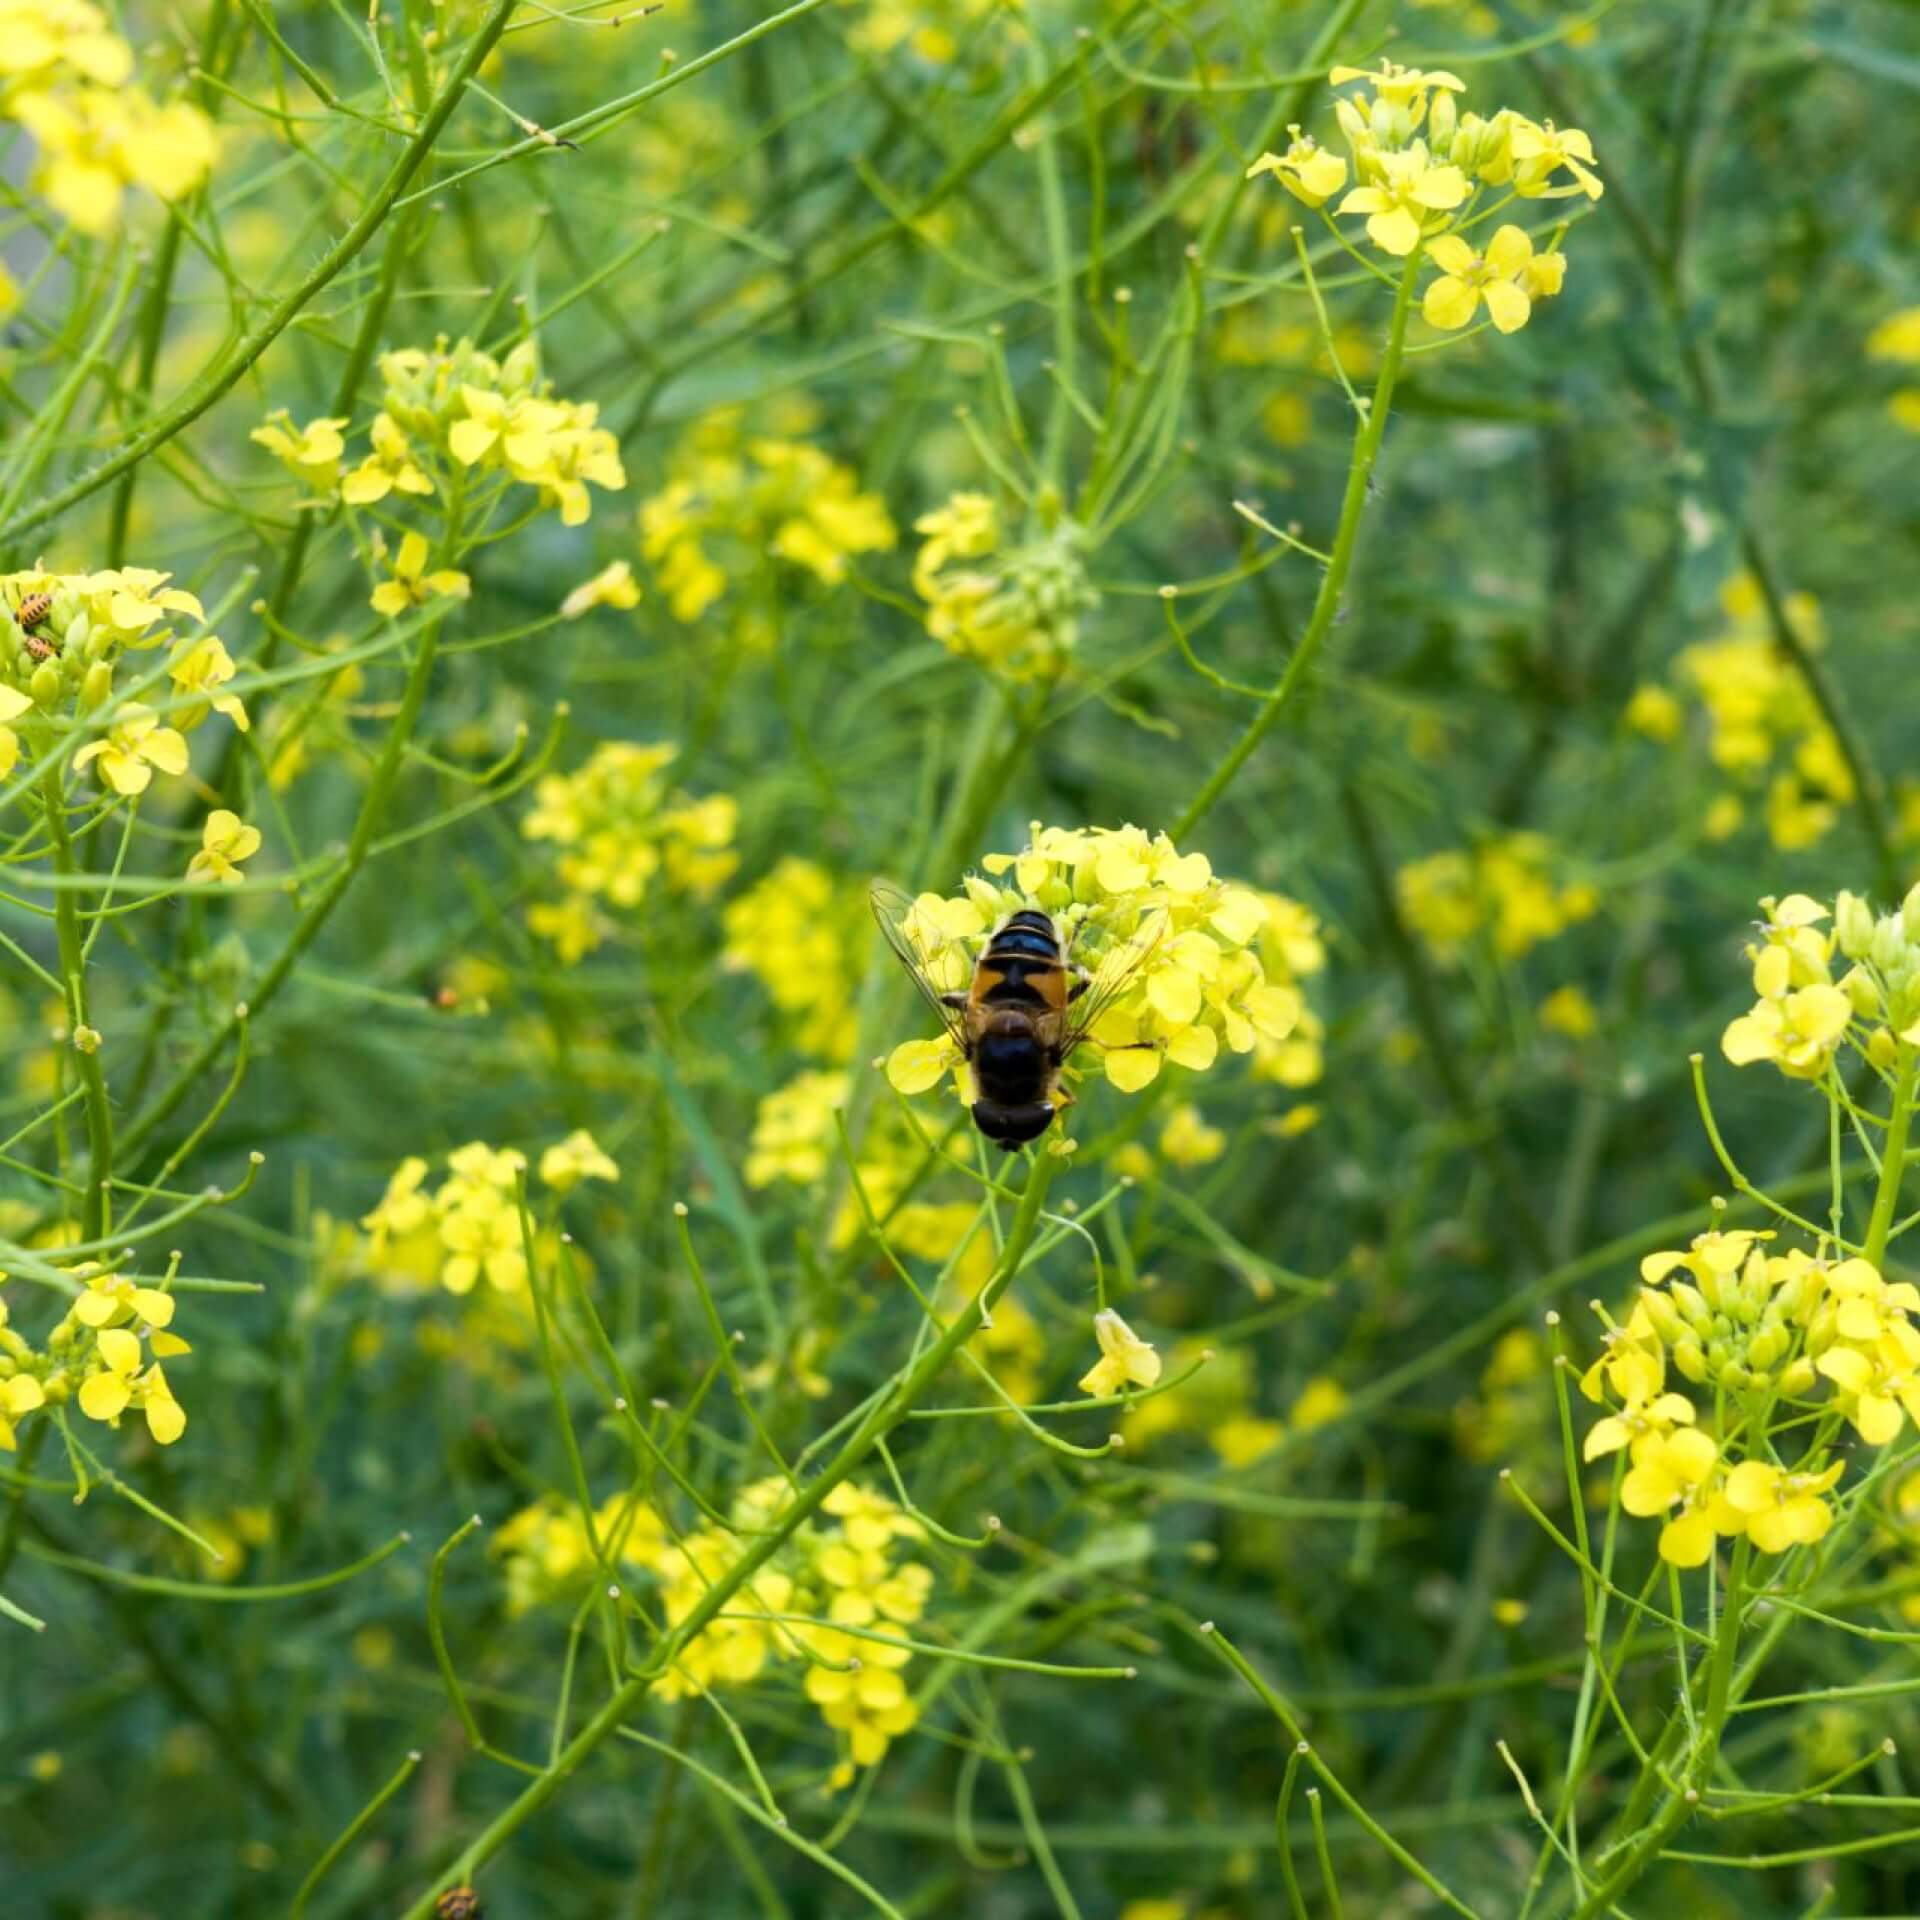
[869,884,973,1052]
[1060,912,1167,1058]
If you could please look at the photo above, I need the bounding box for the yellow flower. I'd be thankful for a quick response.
[538,1129,620,1193]
[1508,117,1603,198]
[1421,225,1536,333]
[560,560,641,618]
[1624,684,1684,742]
[1722,961,1852,1079]
[1717,1458,1844,1554]
[0,1374,48,1453]
[1539,984,1597,1039]
[168,634,249,732]
[186,810,261,885]
[1329,60,1467,106]
[370,531,470,617]
[1246,125,1347,207]
[1210,1415,1285,1466]
[1159,1104,1225,1168]
[251,411,348,492]
[76,1328,186,1445]
[1079,1308,1162,1397]
[1868,308,1920,364]
[0,684,33,779]
[340,412,433,506]
[15,84,216,233]
[72,704,188,795]
[1290,1375,1349,1431]
[745,1070,851,1187]
[1336,142,1468,255]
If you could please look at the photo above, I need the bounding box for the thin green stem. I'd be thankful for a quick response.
[1171,243,1423,840]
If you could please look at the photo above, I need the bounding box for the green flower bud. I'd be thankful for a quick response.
[1774,1270,1809,1317]
[1872,913,1908,974]
[1706,1336,1730,1371]
[1719,1359,1751,1392]
[46,1320,75,1355]
[1748,1325,1787,1370]
[1779,1357,1817,1396]
[1697,1266,1725,1311]
[29,661,61,708]
[1670,1281,1712,1332]
[1841,964,1882,1019]
[1709,1313,1733,1344]
[1638,1287,1684,1343]
[1673,1337,1708,1383]
[79,661,112,712]
[1870,1026,1899,1071]
[1902,881,1920,931]
[1836,890,1875,959]
[1427,88,1458,155]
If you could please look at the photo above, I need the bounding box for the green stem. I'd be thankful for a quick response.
[1865,1042,1916,1268]
[39,761,111,1239]
[1171,243,1423,841]
[400,1152,1060,1917]
[120,611,451,1159]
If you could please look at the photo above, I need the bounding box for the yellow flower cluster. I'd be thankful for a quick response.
[1396,832,1597,965]
[1627,573,1847,851]
[884,824,1300,1102]
[911,494,1096,684]
[744,1068,850,1188]
[521,742,738,962]
[1251,891,1328,1093]
[0,567,244,784]
[638,411,895,622]
[1247,62,1591,335]
[722,857,868,1062]
[0,1265,190,1454]
[1868,307,1920,434]
[851,0,1007,65]
[253,337,625,591]
[494,1475,934,1785]
[360,1133,619,1297]
[1721,887,1920,1085]
[1,0,216,233]
[492,1490,666,1617]
[1580,1227,1920,1566]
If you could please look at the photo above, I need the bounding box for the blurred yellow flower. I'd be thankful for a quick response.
[560,560,641,618]
[538,1130,619,1193]
[1079,1308,1162,1396]
[186,810,261,885]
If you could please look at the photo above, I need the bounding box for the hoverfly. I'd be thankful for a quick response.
[871,884,1161,1149]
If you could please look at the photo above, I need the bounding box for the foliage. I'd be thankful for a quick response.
[2,2,1920,1918]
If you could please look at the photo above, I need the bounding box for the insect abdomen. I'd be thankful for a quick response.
[974,1027,1049,1105]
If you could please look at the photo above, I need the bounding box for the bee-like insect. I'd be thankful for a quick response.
[872,885,1159,1149]
[434,1887,483,1920]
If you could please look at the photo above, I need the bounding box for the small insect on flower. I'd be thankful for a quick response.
[14,591,57,660]
[435,1888,483,1920]
[871,885,1159,1149]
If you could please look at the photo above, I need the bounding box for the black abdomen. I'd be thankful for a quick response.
[974,1028,1049,1105]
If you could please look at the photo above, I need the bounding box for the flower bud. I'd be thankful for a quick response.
[0,1330,27,1362]
[1637,1287,1684,1343]
[1747,1324,1787,1370]
[1427,88,1457,154]
[1870,1026,1899,1071]
[1778,1357,1817,1396]
[1903,881,1920,931]
[1841,965,1882,1019]
[1670,1281,1712,1332]
[1835,891,1875,959]
[1773,1269,1809,1318]
[1706,1336,1730,1371]
[1697,1265,1725,1311]
[1872,913,1908,974]
[46,1320,75,1355]
[1672,1337,1708,1383]
[1719,1359,1751,1392]
[29,662,61,708]
[79,660,112,712]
